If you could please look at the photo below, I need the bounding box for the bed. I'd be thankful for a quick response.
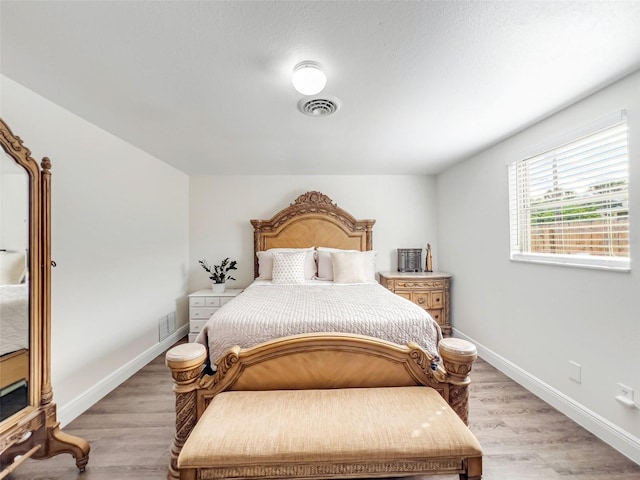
[0,251,29,395]
[195,191,442,369]
[167,191,479,480]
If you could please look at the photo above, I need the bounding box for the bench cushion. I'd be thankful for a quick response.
[178,386,482,478]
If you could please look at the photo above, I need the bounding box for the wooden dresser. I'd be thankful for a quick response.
[378,271,452,337]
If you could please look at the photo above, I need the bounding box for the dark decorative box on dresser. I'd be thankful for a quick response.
[378,271,452,337]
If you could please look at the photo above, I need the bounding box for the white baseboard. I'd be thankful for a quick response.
[453,328,640,465]
[58,325,189,427]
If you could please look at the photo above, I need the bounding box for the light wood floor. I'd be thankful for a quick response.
[7,340,640,480]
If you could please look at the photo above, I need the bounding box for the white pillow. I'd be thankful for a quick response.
[271,251,307,284]
[256,247,316,279]
[317,247,376,281]
[331,251,368,284]
[0,251,26,285]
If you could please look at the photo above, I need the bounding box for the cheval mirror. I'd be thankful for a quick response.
[0,118,89,476]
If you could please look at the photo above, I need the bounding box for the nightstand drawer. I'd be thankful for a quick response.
[190,307,217,320]
[189,297,206,308]
[189,296,230,308]
[190,319,208,334]
[429,308,444,326]
[205,297,221,307]
[395,280,431,289]
[396,291,412,301]
[431,290,444,308]
[412,292,430,308]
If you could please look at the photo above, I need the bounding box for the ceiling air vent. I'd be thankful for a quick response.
[297,97,341,117]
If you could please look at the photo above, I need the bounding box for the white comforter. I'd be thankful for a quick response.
[0,283,29,356]
[196,281,442,368]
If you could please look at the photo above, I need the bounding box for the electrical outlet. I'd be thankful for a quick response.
[617,383,634,401]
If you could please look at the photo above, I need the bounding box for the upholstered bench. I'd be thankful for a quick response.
[166,334,482,480]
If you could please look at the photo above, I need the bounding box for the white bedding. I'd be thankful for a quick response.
[0,283,29,356]
[196,280,442,368]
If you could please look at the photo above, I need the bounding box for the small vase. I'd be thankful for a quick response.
[211,282,226,293]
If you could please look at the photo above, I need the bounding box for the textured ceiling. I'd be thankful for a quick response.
[1,1,639,175]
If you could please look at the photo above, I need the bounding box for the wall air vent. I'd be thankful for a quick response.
[297,97,341,117]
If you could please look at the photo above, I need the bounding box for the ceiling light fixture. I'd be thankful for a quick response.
[292,61,327,95]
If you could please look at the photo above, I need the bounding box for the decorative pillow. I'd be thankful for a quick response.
[271,251,307,284]
[0,251,26,285]
[256,251,273,279]
[257,247,316,280]
[317,247,376,281]
[331,251,368,284]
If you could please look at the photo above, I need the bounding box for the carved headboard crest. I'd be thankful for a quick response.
[250,191,376,277]
[291,191,337,208]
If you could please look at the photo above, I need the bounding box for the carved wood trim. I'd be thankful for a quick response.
[250,191,375,277]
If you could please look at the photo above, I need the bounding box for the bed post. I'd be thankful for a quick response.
[438,338,477,425]
[165,343,207,480]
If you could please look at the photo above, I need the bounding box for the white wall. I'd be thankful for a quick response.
[0,174,28,252]
[437,71,640,461]
[189,176,437,291]
[1,76,190,418]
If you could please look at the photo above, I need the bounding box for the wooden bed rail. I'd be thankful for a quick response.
[165,333,477,480]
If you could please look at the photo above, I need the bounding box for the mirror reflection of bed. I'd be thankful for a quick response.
[0,155,29,423]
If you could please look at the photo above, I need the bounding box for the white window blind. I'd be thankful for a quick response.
[509,112,630,271]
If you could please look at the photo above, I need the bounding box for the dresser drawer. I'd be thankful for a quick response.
[190,319,208,334]
[190,307,218,320]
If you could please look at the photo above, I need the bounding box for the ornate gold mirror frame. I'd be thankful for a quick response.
[0,118,89,475]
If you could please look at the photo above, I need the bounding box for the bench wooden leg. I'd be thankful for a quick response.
[460,455,482,479]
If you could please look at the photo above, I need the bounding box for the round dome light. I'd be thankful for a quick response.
[292,61,327,96]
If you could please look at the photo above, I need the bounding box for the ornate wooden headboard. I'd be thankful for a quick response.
[250,191,376,278]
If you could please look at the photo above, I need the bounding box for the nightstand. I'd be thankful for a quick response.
[378,272,452,337]
[188,288,243,342]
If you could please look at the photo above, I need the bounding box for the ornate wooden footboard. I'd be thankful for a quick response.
[165,333,478,480]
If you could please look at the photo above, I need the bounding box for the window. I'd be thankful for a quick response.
[509,112,629,271]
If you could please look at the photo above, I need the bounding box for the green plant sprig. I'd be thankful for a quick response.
[199,257,237,284]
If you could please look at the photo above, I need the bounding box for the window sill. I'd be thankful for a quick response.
[510,253,630,272]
